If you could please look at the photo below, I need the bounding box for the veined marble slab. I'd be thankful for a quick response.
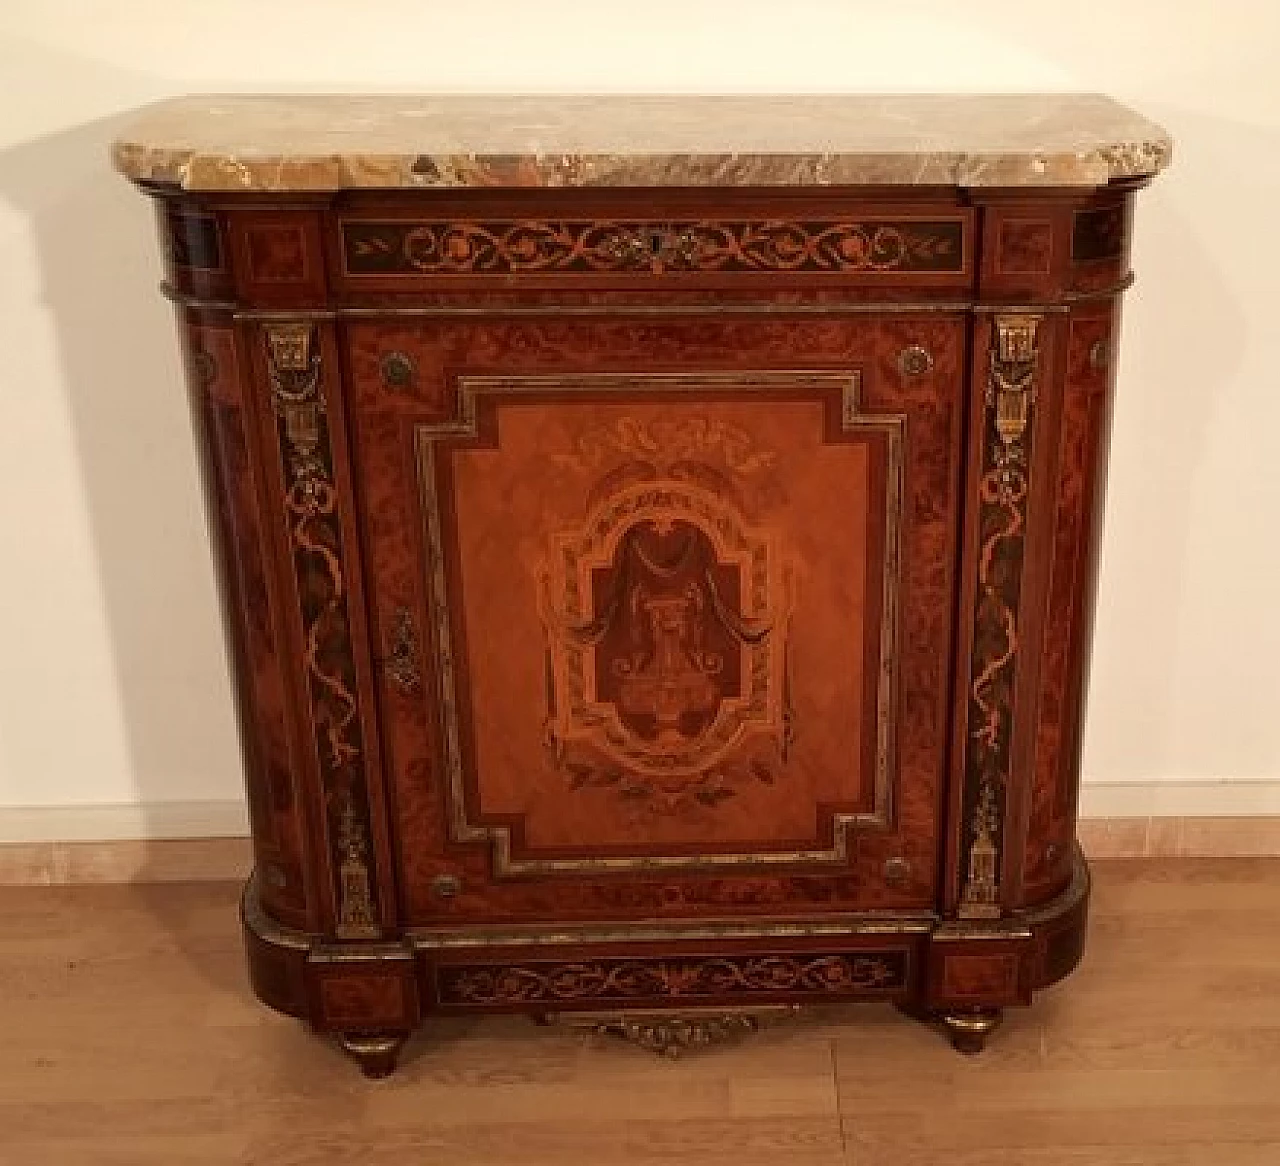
[111,94,1171,192]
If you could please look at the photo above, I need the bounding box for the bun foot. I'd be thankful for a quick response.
[942,1009,1002,1055]
[339,1032,408,1078]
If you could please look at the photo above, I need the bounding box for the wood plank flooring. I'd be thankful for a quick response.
[1,858,1278,1165]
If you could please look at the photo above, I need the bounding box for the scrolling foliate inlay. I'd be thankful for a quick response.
[958,314,1042,921]
[436,951,907,1008]
[342,218,965,277]
[264,323,379,940]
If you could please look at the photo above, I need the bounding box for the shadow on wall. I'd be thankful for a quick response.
[0,91,249,991]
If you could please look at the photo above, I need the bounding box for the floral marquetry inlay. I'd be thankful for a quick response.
[341,218,966,277]
[436,951,907,1007]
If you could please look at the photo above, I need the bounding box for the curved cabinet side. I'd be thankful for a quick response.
[1020,296,1124,906]
[175,303,319,930]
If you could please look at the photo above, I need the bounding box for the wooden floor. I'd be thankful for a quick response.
[2,859,1279,1165]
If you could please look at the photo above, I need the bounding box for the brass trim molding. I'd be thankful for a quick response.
[1016,844,1090,927]
[160,278,1136,319]
[239,852,1089,957]
[409,912,936,950]
[159,282,239,312]
[240,872,310,952]
[339,301,979,317]
[414,369,904,875]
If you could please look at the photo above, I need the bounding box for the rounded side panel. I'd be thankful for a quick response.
[240,876,311,1019]
[1027,849,1091,990]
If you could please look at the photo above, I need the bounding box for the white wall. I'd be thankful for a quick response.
[1,1,1278,839]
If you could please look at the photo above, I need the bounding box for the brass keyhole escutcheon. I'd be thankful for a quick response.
[380,350,417,391]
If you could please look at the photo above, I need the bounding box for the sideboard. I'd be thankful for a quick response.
[113,94,1171,1075]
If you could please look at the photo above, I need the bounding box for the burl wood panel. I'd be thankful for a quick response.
[1021,302,1118,904]
[972,187,1133,302]
[180,318,313,929]
[226,208,329,306]
[310,962,419,1032]
[343,313,965,923]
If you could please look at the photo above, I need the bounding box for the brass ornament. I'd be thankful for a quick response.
[897,344,934,377]
[941,1008,1003,1055]
[957,314,1042,922]
[552,1007,798,1058]
[379,349,416,391]
[600,226,703,269]
[336,798,378,939]
[960,786,1001,919]
[382,606,421,693]
[338,1032,406,1078]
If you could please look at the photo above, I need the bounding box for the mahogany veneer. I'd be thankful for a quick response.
[118,99,1165,1075]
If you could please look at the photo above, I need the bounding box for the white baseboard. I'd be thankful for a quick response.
[0,799,250,843]
[0,779,1277,844]
[1078,776,1280,819]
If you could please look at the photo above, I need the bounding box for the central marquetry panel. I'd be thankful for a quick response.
[420,374,899,868]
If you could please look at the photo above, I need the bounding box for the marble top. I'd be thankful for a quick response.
[111,94,1171,192]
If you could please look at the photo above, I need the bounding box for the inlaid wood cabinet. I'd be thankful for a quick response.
[115,95,1170,1074]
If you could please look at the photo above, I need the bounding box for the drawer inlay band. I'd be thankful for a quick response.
[435,950,909,1007]
[341,218,967,277]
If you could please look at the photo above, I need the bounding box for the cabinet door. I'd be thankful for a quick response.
[343,313,964,925]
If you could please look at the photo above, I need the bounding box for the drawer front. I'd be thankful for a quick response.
[426,935,920,1013]
[344,312,964,924]
[333,199,974,294]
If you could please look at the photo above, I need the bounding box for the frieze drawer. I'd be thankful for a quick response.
[336,212,973,287]
[430,945,916,1012]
